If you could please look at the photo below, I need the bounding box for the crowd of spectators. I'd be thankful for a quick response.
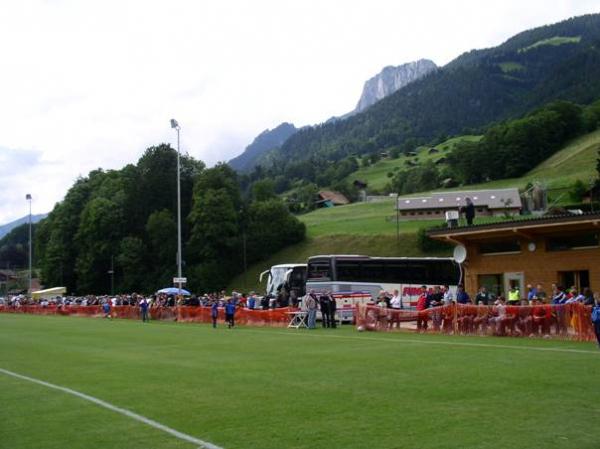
[368,282,599,340]
[0,290,283,312]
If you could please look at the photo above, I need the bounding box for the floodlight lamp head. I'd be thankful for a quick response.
[26,194,32,200]
[170,119,179,129]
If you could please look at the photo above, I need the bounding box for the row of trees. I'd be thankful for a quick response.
[35,145,305,295]
[386,99,600,194]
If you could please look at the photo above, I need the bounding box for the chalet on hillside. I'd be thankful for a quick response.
[396,188,522,220]
[316,190,350,208]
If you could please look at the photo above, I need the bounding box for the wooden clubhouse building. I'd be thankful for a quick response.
[428,212,600,298]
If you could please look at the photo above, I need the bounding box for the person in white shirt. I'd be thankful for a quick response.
[442,285,453,305]
[390,289,402,309]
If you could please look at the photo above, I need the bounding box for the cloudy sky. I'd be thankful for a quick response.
[0,0,599,224]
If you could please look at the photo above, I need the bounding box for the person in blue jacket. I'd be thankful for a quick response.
[211,300,219,328]
[456,284,471,304]
[225,299,236,329]
[139,298,149,322]
[102,300,112,319]
[592,295,600,349]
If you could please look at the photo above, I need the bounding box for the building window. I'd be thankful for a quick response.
[558,270,590,291]
[479,239,521,255]
[546,233,599,251]
[478,274,503,298]
[410,212,415,216]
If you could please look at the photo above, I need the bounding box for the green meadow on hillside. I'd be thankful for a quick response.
[347,135,481,191]
[228,129,600,294]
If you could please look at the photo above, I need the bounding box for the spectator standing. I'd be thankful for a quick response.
[416,286,430,332]
[508,285,520,305]
[319,292,332,328]
[390,289,403,309]
[456,285,471,304]
[329,293,337,329]
[475,286,492,305]
[211,300,219,328]
[225,299,236,328]
[583,288,595,306]
[535,284,547,302]
[462,197,475,225]
[102,300,112,319]
[140,298,149,322]
[247,292,256,310]
[305,290,318,329]
[551,285,566,304]
[527,284,537,302]
[442,285,453,305]
[591,296,600,349]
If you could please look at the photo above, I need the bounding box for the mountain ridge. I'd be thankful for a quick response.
[273,14,600,172]
[228,122,297,172]
[0,214,48,240]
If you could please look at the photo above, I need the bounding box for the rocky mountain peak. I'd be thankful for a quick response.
[354,59,437,113]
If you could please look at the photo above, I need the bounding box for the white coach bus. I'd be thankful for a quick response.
[305,255,462,311]
[259,264,307,298]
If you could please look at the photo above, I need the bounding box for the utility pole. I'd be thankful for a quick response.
[170,119,183,297]
[26,194,32,295]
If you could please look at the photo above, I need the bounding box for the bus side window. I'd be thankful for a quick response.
[307,261,331,281]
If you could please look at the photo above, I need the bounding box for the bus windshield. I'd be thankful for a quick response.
[266,267,291,296]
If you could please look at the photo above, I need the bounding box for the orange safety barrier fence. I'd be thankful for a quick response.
[0,304,296,327]
[356,303,596,341]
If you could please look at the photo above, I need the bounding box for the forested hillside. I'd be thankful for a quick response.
[35,145,305,295]
[244,14,600,198]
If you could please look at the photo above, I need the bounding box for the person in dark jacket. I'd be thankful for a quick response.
[211,300,219,328]
[225,299,236,328]
[328,292,337,328]
[462,197,475,225]
[319,293,331,328]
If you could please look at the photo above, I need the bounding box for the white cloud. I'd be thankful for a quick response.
[0,0,599,223]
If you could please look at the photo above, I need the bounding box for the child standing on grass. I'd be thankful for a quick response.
[225,299,236,329]
[102,300,112,319]
[211,300,218,328]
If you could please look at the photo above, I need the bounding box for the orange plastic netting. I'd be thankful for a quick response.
[0,305,294,327]
[355,303,596,341]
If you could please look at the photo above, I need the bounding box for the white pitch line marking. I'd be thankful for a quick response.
[0,368,224,449]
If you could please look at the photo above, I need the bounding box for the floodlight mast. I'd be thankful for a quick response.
[26,194,32,295]
[170,119,183,298]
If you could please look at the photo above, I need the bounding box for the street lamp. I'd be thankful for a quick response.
[170,119,183,297]
[25,194,32,295]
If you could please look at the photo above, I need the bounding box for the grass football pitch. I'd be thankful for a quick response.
[1,314,599,449]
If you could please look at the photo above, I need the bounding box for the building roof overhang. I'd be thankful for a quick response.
[428,213,600,243]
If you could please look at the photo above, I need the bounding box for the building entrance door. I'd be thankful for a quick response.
[504,272,524,300]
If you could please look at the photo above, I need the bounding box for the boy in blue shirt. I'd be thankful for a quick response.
[102,300,112,319]
[211,300,219,328]
[225,299,236,329]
